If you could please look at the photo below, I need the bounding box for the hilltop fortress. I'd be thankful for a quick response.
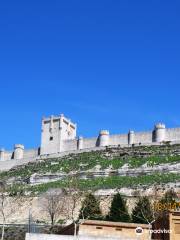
[1,114,180,170]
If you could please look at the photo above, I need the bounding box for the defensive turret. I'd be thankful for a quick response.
[154,123,166,143]
[128,130,135,145]
[0,148,5,161]
[77,136,83,150]
[99,130,109,147]
[14,144,24,160]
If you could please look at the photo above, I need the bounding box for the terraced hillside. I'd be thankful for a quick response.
[1,144,180,195]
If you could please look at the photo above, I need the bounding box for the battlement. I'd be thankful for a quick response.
[99,130,109,135]
[154,123,166,129]
[42,114,77,130]
[1,114,180,169]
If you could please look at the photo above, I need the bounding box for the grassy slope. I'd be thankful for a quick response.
[1,144,180,195]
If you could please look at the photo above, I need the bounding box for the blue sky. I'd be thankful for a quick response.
[0,0,180,150]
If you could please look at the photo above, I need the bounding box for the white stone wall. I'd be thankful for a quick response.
[3,151,13,161]
[62,139,78,152]
[23,149,39,158]
[0,156,37,171]
[53,127,180,152]
[1,149,39,161]
[83,138,98,149]
[133,131,152,144]
[166,128,180,142]
[25,233,125,240]
[109,134,128,145]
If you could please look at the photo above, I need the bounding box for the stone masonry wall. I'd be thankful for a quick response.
[166,128,180,142]
[1,127,180,171]
[2,149,39,161]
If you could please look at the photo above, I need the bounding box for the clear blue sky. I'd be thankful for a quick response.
[0,0,180,150]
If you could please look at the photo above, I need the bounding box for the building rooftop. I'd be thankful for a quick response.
[80,219,150,229]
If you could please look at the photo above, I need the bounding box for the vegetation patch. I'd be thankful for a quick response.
[0,145,180,181]
[8,172,180,196]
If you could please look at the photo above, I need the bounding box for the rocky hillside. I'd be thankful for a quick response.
[0,143,180,196]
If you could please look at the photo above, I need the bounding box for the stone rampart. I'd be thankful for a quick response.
[166,128,180,142]
[0,156,37,171]
[1,120,180,171]
[133,131,152,144]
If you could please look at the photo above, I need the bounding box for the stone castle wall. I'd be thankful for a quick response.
[166,128,180,141]
[1,128,180,162]
[81,137,98,149]
[1,113,180,171]
[53,127,180,152]
[2,148,39,161]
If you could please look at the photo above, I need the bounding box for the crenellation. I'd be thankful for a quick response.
[1,114,180,170]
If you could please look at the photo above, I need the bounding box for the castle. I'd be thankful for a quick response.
[1,114,180,167]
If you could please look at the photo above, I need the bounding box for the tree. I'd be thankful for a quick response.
[79,193,102,220]
[65,176,83,238]
[131,196,153,224]
[40,188,66,226]
[106,193,130,222]
[0,181,22,240]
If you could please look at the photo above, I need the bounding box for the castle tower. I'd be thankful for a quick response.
[99,130,109,147]
[14,144,24,160]
[0,148,5,161]
[154,123,166,143]
[128,130,135,145]
[77,136,83,150]
[40,114,77,155]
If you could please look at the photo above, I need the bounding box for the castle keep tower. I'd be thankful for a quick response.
[41,114,77,155]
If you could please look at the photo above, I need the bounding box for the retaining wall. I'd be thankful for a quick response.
[25,233,133,240]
